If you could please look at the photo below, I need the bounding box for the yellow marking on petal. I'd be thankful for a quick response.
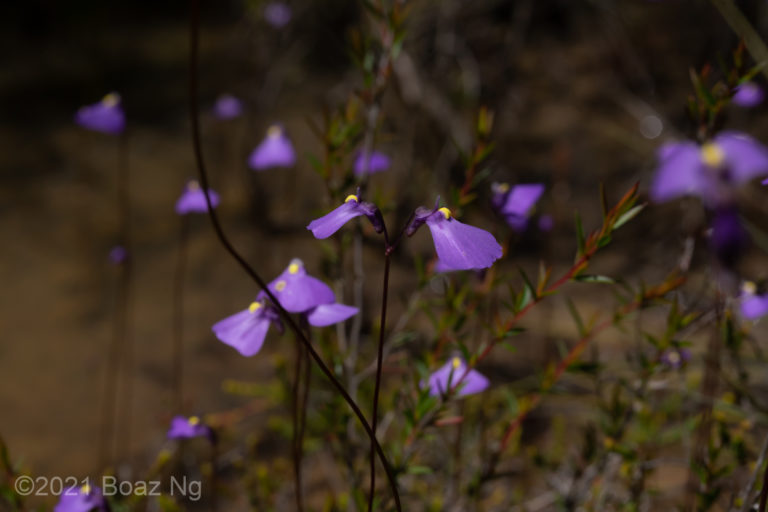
[345,194,359,203]
[701,142,725,167]
[452,357,461,369]
[102,93,120,107]
[288,259,302,274]
[494,183,510,193]
[188,416,200,425]
[275,280,287,292]
[438,207,452,219]
[249,302,262,313]
[81,483,91,494]
[742,281,757,295]
[187,180,200,190]
[267,125,282,138]
[666,351,680,365]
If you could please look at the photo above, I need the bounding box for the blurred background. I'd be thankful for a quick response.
[2,0,768,507]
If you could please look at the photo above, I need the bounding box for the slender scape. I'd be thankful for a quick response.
[186,1,401,508]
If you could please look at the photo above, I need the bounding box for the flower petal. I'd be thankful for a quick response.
[212,308,271,356]
[175,186,220,215]
[650,141,705,202]
[742,294,768,320]
[306,303,359,326]
[354,150,391,175]
[715,131,768,183]
[425,358,490,397]
[248,129,296,170]
[500,183,545,217]
[426,215,502,271]
[307,201,365,239]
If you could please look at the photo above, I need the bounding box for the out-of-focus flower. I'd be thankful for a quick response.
[212,94,244,120]
[248,125,296,170]
[740,281,768,320]
[75,93,126,135]
[538,214,554,232]
[213,299,282,356]
[264,2,292,28]
[407,202,502,272]
[660,347,691,369]
[650,132,768,205]
[54,483,108,512]
[709,207,748,268]
[175,180,220,215]
[167,415,214,442]
[732,82,764,108]
[491,182,545,231]
[425,357,489,397]
[353,150,390,176]
[108,245,127,265]
[306,193,384,238]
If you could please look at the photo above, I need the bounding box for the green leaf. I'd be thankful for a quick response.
[613,204,645,230]
[407,465,433,475]
[574,274,615,284]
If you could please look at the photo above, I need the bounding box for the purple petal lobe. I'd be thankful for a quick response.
[212,305,272,356]
[306,303,359,326]
[175,180,220,214]
[650,141,704,202]
[353,150,391,175]
[425,209,502,271]
[264,2,292,27]
[425,357,490,397]
[74,93,125,135]
[714,131,768,183]
[167,415,213,440]
[213,94,244,120]
[732,82,764,108]
[54,484,107,512]
[307,198,365,239]
[249,125,296,170]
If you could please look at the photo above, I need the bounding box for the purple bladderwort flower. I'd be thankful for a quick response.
[248,124,296,170]
[74,92,125,135]
[732,82,764,108]
[740,281,768,320]
[213,260,357,355]
[306,192,385,239]
[353,150,390,176]
[659,347,691,370]
[709,207,748,268]
[407,200,503,272]
[167,415,215,442]
[491,182,545,231]
[425,356,490,398]
[264,2,292,28]
[650,132,768,206]
[212,94,244,120]
[108,245,127,265]
[175,180,220,215]
[54,482,108,512]
[213,299,283,357]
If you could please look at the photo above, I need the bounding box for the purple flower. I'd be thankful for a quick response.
[660,348,691,369]
[74,93,125,135]
[212,94,244,120]
[306,303,358,327]
[408,202,503,272]
[258,259,336,313]
[213,299,282,356]
[709,207,748,268]
[651,132,768,205]
[175,180,220,215]
[248,125,296,170]
[264,2,292,27]
[167,415,214,442]
[732,82,764,108]
[108,245,127,265]
[425,357,490,398]
[353,150,390,176]
[306,193,384,238]
[740,281,768,320]
[491,182,545,231]
[54,483,107,512]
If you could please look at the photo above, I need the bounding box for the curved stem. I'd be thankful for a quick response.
[291,331,305,512]
[187,3,400,508]
[368,254,391,511]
